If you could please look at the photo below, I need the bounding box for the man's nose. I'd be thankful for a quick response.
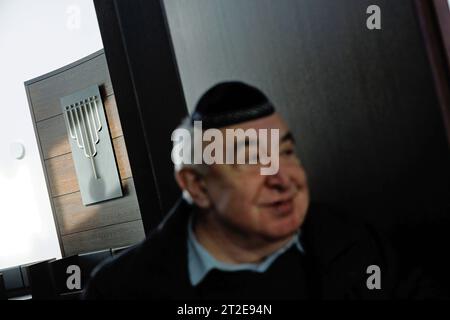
[265,167,290,192]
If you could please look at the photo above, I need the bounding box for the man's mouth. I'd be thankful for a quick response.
[262,197,295,216]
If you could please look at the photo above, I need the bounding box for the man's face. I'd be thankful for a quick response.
[200,113,309,242]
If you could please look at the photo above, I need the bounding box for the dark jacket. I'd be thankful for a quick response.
[84,199,436,299]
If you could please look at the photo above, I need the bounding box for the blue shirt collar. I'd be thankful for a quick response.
[187,214,304,286]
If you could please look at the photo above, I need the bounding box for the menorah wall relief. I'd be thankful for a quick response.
[60,85,123,205]
[64,95,102,180]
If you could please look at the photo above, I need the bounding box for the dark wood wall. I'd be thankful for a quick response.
[163,0,450,227]
[25,50,145,256]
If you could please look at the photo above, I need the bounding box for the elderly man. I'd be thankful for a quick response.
[84,82,432,299]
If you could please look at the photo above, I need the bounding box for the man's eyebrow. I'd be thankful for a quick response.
[234,131,294,149]
[280,131,295,144]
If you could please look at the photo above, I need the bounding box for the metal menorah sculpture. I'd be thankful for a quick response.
[63,95,102,180]
[61,85,123,206]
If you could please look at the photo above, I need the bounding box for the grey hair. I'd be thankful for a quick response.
[172,116,207,203]
[172,116,194,173]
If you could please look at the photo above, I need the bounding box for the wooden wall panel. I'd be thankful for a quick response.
[26,50,144,256]
[45,153,79,197]
[37,114,69,159]
[62,220,145,256]
[28,53,114,122]
[37,95,123,160]
[45,135,132,197]
[112,136,132,180]
[103,96,123,138]
[53,178,140,236]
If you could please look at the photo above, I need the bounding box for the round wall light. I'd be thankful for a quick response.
[10,142,26,160]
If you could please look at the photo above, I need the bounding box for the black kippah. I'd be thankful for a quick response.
[191,82,275,129]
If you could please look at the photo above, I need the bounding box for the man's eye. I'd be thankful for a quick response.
[281,149,295,156]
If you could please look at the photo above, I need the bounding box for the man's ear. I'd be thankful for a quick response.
[175,167,210,208]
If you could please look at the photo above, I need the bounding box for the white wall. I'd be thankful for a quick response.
[0,0,103,269]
